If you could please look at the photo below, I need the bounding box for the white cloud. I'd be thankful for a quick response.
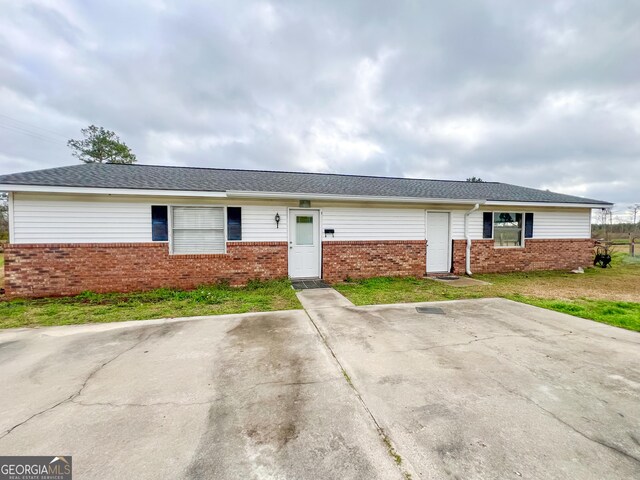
[0,0,637,207]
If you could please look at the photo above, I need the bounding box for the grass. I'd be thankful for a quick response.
[512,297,640,332]
[334,253,640,332]
[0,279,301,329]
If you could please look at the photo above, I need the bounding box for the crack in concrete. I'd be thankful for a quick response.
[249,378,338,388]
[303,308,414,480]
[482,372,640,466]
[0,331,153,440]
[71,399,214,408]
[385,331,574,354]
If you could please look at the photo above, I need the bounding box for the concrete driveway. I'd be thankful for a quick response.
[1,297,639,479]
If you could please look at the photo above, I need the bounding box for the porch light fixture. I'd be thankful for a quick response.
[275,212,281,228]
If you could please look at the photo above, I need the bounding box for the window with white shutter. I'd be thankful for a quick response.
[171,206,225,254]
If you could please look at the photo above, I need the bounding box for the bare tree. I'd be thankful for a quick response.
[630,204,640,226]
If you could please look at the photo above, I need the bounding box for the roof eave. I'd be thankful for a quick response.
[0,184,613,207]
[484,200,613,208]
[0,184,227,197]
[225,190,486,204]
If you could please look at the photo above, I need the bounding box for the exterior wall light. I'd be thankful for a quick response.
[275,212,281,228]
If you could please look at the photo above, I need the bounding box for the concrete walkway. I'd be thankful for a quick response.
[296,287,355,309]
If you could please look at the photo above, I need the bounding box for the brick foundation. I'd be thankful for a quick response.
[452,238,595,274]
[322,240,426,282]
[2,238,596,298]
[3,242,288,299]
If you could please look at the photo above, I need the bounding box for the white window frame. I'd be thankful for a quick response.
[492,211,525,248]
[169,205,227,255]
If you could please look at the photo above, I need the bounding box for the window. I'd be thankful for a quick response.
[151,206,168,241]
[493,212,523,247]
[171,206,224,254]
[295,216,314,245]
[227,207,241,241]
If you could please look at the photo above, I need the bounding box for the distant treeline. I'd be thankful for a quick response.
[592,222,640,240]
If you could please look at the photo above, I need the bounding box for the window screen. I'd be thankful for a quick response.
[151,206,168,241]
[227,207,242,241]
[172,206,224,254]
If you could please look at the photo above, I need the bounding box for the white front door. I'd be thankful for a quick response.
[289,209,320,278]
[426,212,450,273]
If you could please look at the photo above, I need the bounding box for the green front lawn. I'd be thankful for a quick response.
[334,254,640,332]
[512,296,640,332]
[0,279,301,329]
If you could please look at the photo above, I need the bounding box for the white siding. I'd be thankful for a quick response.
[533,210,591,239]
[451,208,592,240]
[240,206,287,241]
[451,210,483,240]
[321,207,425,241]
[13,195,151,243]
[11,193,593,244]
[11,193,289,244]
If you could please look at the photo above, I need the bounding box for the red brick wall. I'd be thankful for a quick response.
[452,238,595,274]
[322,240,426,282]
[3,242,288,299]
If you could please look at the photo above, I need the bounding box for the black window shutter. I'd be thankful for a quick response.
[151,205,168,241]
[525,212,534,238]
[482,212,493,238]
[227,207,242,241]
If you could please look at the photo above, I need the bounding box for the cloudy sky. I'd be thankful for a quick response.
[1,0,639,215]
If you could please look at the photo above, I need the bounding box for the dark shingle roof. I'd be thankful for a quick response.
[0,163,611,205]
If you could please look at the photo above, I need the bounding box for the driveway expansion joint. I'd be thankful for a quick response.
[302,304,415,479]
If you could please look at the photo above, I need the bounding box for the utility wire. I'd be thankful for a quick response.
[0,113,69,139]
[0,123,67,146]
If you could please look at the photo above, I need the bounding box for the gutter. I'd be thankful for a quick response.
[226,190,485,205]
[464,203,482,276]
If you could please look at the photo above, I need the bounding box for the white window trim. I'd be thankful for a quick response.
[169,205,227,255]
[491,211,526,249]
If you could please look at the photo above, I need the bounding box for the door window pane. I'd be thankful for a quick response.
[296,216,314,245]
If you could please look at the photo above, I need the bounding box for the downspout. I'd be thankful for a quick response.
[464,203,481,276]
